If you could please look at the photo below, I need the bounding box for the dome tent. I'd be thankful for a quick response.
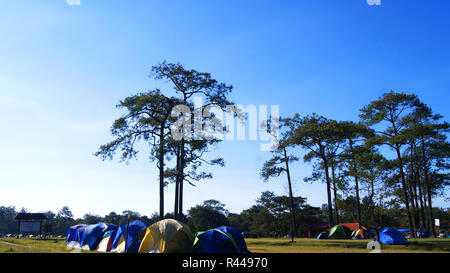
[96,229,119,252]
[66,224,88,249]
[328,225,352,239]
[80,222,118,250]
[317,232,328,239]
[138,219,194,253]
[215,226,250,253]
[192,228,241,253]
[379,227,408,245]
[351,228,369,239]
[111,220,152,253]
[66,224,86,243]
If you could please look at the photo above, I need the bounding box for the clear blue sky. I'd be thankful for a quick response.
[0,0,448,218]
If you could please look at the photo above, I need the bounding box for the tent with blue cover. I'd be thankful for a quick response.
[111,220,152,253]
[379,227,408,245]
[192,228,241,253]
[215,226,250,253]
[80,222,118,250]
[97,228,119,252]
[66,224,86,242]
[66,224,88,249]
[397,229,411,234]
[317,232,328,239]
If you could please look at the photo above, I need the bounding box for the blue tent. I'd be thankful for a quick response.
[65,224,87,242]
[215,226,250,253]
[379,227,408,245]
[80,223,118,250]
[397,229,411,234]
[111,220,151,253]
[317,232,328,239]
[192,229,241,254]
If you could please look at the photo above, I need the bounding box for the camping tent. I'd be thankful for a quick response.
[80,223,118,250]
[317,232,328,239]
[215,226,250,253]
[111,220,152,253]
[66,224,86,242]
[340,223,367,232]
[352,228,369,239]
[397,229,412,234]
[328,225,352,239]
[379,227,408,245]
[138,219,194,253]
[66,224,88,249]
[192,228,241,253]
[97,229,118,252]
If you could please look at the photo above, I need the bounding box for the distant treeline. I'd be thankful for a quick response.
[1,191,448,237]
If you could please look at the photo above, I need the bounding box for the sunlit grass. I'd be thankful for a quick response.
[1,237,449,253]
[0,237,76,253]
[245,237,450,253]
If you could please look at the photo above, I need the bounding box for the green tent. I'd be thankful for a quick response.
[328,225,352,239]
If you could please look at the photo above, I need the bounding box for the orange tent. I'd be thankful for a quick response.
[340,223,367,231]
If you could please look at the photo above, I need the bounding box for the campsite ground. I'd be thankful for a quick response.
[0,237,449,253]
[245,238,450,253]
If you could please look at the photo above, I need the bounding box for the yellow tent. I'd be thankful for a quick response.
[138,219,194,253]
[352,228,368,239]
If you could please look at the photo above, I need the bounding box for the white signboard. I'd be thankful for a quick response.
[20,221,41,233]
[435,219,440,227]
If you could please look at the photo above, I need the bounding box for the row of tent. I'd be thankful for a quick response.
[66,218,250,253]
[316,224,419,245]
[317,225,369,240]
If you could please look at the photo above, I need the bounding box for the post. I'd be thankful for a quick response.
[124,215,130,253]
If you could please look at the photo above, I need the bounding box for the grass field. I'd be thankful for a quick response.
[245,238,450,253]
[1,237,449,253]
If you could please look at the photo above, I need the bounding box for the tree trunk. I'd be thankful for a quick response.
[407,170,418,229]
[420,133,436,237]
[410,142,421,229]
[378,194,383,227]
[178,138,185,217]
[348,140,361,229]
[354,175,362,229]
[331,162,340,224]
[395,145,416,237]
[179,172,184,217]
[177,93,188,220]
[370,174,376,224]
[174,145,180,220]
[421,187,430,230]
[283,147,297,241]
[323,158,334,229]
[389,112,415,236]
[413,144,427,229]
[417,173,427,229]
[159,124,165,220]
